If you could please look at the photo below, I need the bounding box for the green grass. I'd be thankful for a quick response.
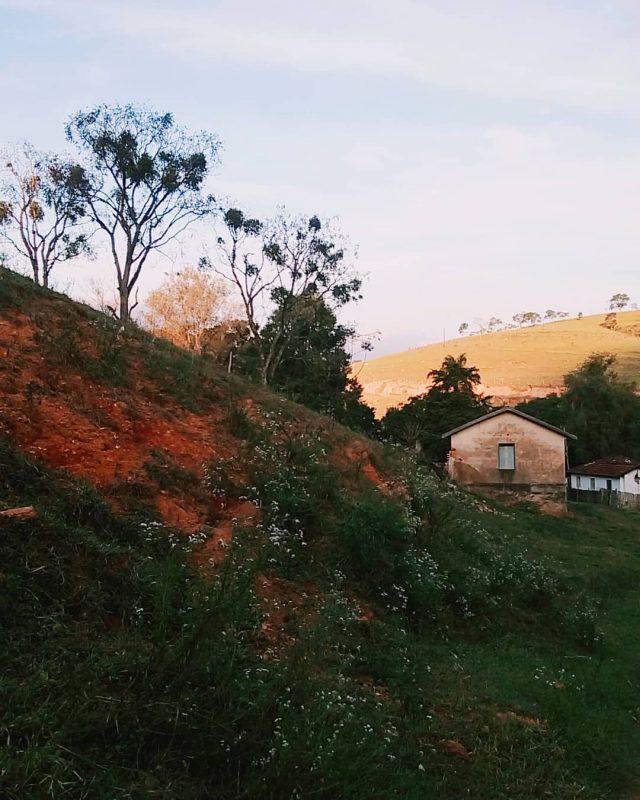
[3,430,640,798]
[1,267,640,798]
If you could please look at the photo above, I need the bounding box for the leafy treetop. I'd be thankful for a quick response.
[66,104,220,321]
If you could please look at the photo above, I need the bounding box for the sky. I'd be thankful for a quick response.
[1,0,639,355]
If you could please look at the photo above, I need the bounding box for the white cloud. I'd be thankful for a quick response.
[4,0,640,117]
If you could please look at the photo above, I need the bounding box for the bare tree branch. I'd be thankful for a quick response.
[0,142,91,288]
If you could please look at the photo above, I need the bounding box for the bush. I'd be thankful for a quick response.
[560,597,604,650]
[337,491,414,590]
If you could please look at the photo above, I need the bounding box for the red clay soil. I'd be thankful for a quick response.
[342,440,388,491]
[0,299,389,650]
[193,499,260,568]
[0,307,239,531]
[0,307,387,532]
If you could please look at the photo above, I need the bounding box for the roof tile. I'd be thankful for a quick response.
[568,457,640,478]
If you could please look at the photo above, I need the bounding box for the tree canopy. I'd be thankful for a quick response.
[238,292,376,434]
[427,353,482,396]
[609,293,630,310]
[210,207,361,385]
[519,353,640,464]
[382,354,491,461]
[142,267,233,353]
[66,104,219,321]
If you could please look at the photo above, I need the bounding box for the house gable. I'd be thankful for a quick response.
[442,407,576,440]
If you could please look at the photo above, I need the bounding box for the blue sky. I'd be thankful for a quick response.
[1,0,640,354]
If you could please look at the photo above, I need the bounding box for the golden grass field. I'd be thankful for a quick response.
[353,311,640,416]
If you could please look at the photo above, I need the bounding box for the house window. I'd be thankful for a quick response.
[606,479,612,491]
[498,443,515,470]
[576,476,581,488]
[590,477,596,490]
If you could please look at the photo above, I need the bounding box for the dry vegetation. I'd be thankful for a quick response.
[354,311,640,414]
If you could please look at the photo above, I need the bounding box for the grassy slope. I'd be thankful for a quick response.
[354,311,640,414]
[1,269,640,799]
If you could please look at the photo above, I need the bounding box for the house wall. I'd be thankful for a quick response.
[447,413,567,511]
[570,472,640,494]
[620,472,640,495]
[569,475,620,491]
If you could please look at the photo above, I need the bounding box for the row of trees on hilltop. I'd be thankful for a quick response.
[458,294,635,337]
[458,310,573,336]
[0,104,376,433]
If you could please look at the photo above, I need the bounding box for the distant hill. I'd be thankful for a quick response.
[354,311,640,415]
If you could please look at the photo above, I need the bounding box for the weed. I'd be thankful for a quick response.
[560,597,604,650]
[85,316,130,385]
[137,331,226,410]
[143,448,200,492]
[227,405,261,442]
[337,490,414,589]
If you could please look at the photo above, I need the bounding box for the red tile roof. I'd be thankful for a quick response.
[568,457,640,478]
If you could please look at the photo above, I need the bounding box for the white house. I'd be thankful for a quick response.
[568,457,640,495]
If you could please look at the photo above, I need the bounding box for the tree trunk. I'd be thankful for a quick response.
[119,284,130,323]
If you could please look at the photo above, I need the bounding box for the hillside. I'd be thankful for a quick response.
[354,312,640,415]
[1,268,640,799]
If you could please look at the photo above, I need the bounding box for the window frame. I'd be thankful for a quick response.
[497,442,516,471]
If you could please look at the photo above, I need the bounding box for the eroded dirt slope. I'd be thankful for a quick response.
[0,279,384,534]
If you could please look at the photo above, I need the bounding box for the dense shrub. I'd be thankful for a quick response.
[337,491,414,587]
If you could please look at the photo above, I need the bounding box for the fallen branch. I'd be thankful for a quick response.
[0,506,37,519]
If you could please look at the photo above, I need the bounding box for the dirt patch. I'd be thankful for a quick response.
[341,440,388,492]
[438,739,473,760]
[256,574,318,651]
[194,500,260,567]
[155,493,205,532]
[496,711,546,731]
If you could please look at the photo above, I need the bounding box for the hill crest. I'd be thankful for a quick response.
[354,311,640,415]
